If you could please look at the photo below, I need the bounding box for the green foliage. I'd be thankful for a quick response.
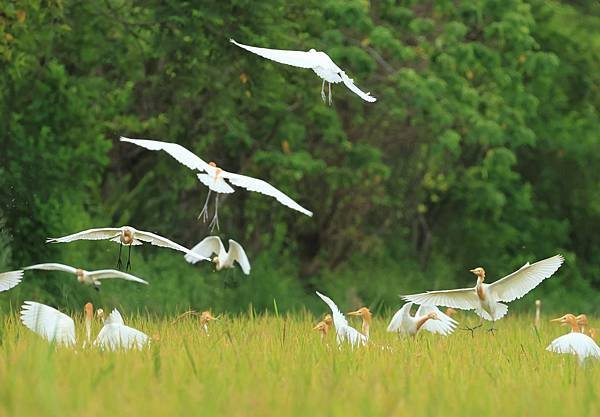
[1,0,598,313]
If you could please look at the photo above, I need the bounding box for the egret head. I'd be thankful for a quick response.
[96,308,105,321]
[122,227,134,243]
[212,256,219,265]
[309,48,317,53]
[323,314,333,326]
[347,307,372,322]
[76,269,85,283]
[469,267,486,280]
[535,299,541,307]
[84,302,94,321]
[313,321,329,333]
[200,310,216,324]
[209,161,217,167]
[575,314,589,326]
[550,313,577,327]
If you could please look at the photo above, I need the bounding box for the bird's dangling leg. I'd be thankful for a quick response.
[321,79,326,103]
[461,322,483,338]
[116,244,123,270]
[209,194,220,232]
[126,244,132,272]
[198,189,212,222]
[328,82,332,106]
[487,321,497,335]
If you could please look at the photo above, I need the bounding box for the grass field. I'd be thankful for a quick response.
[0,309,598,417]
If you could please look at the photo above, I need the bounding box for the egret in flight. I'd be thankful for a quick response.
[185,236,250,275]
[547,314,600,363]
[0,270,24,292]
[387,303,457,338]
[47,225,207,270]
[120,137,313,231]
[230,39,377,104]
[402,254,564,332]
[316,291,367,348]
[20,301,149,350]
[24,263,148,290]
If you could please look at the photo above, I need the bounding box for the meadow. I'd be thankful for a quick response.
[0,310,597,417]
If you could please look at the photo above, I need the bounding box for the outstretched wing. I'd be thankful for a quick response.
[387,302,413,333]
[184,236,224,264]
[489,254,564,302]
[46,228,121,243]
[134,230,208,262]
[0,270,24,292]
[416,305,458,336]
[228,239,251,275]
[315,291,348,330]
[339,71,377,102]
[87,270,148,285]
[105,309,125,325]
[402,288,479,311]
[20,301,76,346]
[24,263,78,275]
[120,137,214,174]
[222,171,313,217]
[95,324,149,351]
[231,39,316,69]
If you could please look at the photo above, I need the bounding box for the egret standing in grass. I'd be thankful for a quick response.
[315,291,367,348]
[387,303,457,338]
[120,137,313,231]
[402,254,564,332]
[547,314,600,363]
[313,314,333,341]
[347,307,372,340]
[230,39,377,104]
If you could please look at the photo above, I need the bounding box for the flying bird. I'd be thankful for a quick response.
[0,270,24,292]
[547,314,600,363]
[24,263,148,289]
[46,225,206,270]
[20,301,149,350]
[120,137,313,231]
[387,303,458,338]
[185,236,250,275]
[402,254,564,332]
[315,291,367,348]
[230,39,377,104]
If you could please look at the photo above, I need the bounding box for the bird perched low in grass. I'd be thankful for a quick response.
[313,314,333,341]
[185,236,251,275]
[315,291,367,348]
[230,39,377,104]
[46,225,207,271]
[347,307,372,340]
[387,303,457,338]
[172,310,218,334]
[20,301,149,350]
[120,137,313,231]
[576,314,597,340]
[402,254,564,332]
[24,263,148,290]
[546,314,600,363]
[0,270,24,292]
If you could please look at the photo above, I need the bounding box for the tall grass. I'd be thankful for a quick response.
[0,311,597,417]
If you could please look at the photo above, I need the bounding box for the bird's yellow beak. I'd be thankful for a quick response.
[347,310,361,316]
[469,268,477,273]
[550,316,565,323]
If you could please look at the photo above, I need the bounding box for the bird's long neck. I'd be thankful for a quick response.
[567,319,581,333]
[476,276,485,300]
[361,317,371,338]
[415,315,432,332]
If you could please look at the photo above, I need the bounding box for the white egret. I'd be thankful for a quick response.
[315,291,367,348]
[347,307,372,339]
[387,302,457,338]
[20,301,149,350]
[0,270,24,292]
[120,137,313,231]
[24,263,148,289]
[47,225,207,270]
[230,39,377,104]
[402,254,564,331]
[185,236,250,275]
[547,314,600,363]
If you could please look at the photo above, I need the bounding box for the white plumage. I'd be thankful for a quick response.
[402,255,564,322]
[546,332,600,363]
[230,39,377,103]
[0,270,24,292]
[185,236,251,275]
[95,309,149,351]
[387,303,458,337]
[315,291,367,348]
[120,137,312,230]
[24,263,148,287]
[20,301,76,346]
